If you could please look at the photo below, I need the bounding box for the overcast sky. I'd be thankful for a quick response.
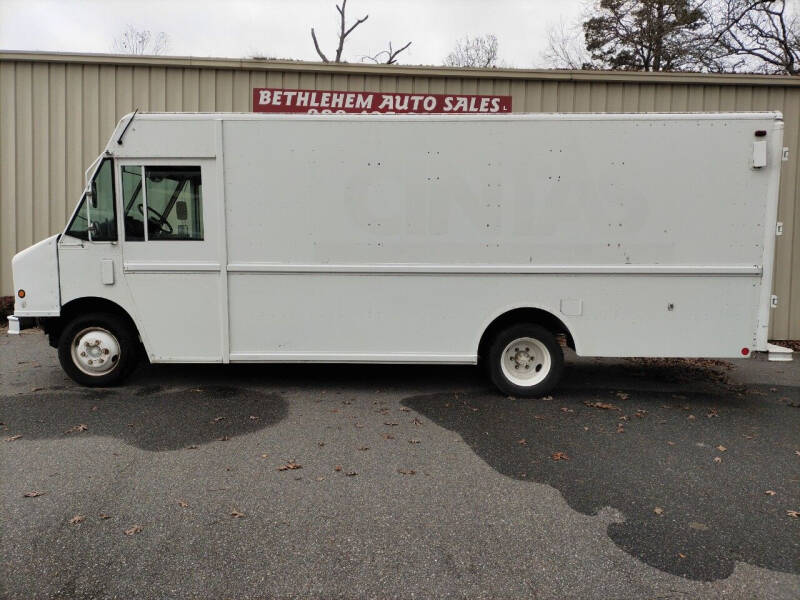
[0,0,586,68]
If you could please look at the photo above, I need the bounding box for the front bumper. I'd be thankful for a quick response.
[7,315,20,334]
[6,315,35,335]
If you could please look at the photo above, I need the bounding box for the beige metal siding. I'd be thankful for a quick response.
[1,51,798,338]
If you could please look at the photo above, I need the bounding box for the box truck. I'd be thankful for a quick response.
[8,111,793,396]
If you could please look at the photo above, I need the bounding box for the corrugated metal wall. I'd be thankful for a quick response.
[1,51,798,338]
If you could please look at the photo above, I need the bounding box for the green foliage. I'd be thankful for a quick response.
[583,0,706,71]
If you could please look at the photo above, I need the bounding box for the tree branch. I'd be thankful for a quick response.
[310,27,329,62]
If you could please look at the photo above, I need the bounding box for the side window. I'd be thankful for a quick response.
[121,166,203,241]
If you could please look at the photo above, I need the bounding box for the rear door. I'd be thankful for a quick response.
[116,158,223,362]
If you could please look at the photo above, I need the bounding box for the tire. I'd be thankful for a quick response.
[487,323,564,398]
[57,312,139,387]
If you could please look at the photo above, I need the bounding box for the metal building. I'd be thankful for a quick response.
[1,50,798,338]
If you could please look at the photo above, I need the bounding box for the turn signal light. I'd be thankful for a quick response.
[17,289,25,298]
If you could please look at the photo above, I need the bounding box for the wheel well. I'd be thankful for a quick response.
[478,307,575,361]
[42,297,140,348]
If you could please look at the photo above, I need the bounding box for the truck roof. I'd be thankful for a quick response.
[119,110,783,123]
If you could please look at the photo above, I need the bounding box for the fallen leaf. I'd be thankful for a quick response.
[654,507,664,516]
[382,433,395,440]
[667,441,676,446]
[707,409,719,418]
[541,396,554,401]
[124,524,142,535]
[518,439,528,446]
[186,445,198,450]
[230,510,245,518]
[635,409,648,418]
[551,452,569,461]
[177,500,189,508]
[716,445,727,452]
[616,392,630,401]
[358,446,369,451]
[23,491,43,498]
[384,422,398,427]
[260,453,269,458]
[277,461,302,471]
[787,510,799,518]
[397,468,416,475]
[584,401,618,410]
[5,434,22,442]
[687,414,696,420]
[315,476,325,481]
[317,442,325,447]
[65,424,88,434]
[216,436,230,442]
[31,387,43,392]
[212,416,226,423]
[560,407,574,413]
[345,471,357,477]
[678,553,686,559]
[400,407,410,412]
[98,513,111,519]
[713,456,722,464]
[765,490,776,496]
[689,522,709,531]
[334,465,342,472]
[408,439,420,444]
[69,515,85,524]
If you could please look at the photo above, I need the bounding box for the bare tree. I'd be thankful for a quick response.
[112,25,169,55]
[444,34,500,68]
[311,0,369,63]
[703,0,800,73]
[361,41,413,65]
[542,19,593,69]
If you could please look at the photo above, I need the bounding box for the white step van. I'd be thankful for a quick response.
[8,112,793,395]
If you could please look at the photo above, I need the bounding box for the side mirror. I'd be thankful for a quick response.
[87,183,98,208]
[175,200,188,220]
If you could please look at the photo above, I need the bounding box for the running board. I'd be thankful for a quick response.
[766,342,794,362]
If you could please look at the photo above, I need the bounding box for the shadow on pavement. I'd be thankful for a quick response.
[402,359,800,582]
[1,384,287,451]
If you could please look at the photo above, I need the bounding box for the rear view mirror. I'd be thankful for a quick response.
[175,200,188,220]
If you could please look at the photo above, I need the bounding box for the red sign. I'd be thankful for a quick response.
[253,87,512,114]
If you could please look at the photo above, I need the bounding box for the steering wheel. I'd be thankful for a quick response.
[137,204,173,234]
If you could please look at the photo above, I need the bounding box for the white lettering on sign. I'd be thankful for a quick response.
[252,88,512,114]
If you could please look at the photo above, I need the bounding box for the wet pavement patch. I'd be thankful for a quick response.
[402,381,800,581]
[1,387,287,451]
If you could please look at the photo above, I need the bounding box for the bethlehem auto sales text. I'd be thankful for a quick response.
[252,88,512,114]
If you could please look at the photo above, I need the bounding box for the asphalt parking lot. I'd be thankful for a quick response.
[1,328,798,600]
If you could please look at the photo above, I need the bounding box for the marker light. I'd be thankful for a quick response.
[17,289,25,298]
[741,347,750,356]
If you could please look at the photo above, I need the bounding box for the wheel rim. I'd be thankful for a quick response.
[70,327,121,377]
[500,336,552,387]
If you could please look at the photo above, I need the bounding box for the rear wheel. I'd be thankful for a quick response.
[58,312,139,386]
[487,323,564,397]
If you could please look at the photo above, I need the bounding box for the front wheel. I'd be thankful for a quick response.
[58,313,139,387]
[487,324,564,397]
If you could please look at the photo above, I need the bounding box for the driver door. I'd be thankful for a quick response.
[116,158,223,363]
